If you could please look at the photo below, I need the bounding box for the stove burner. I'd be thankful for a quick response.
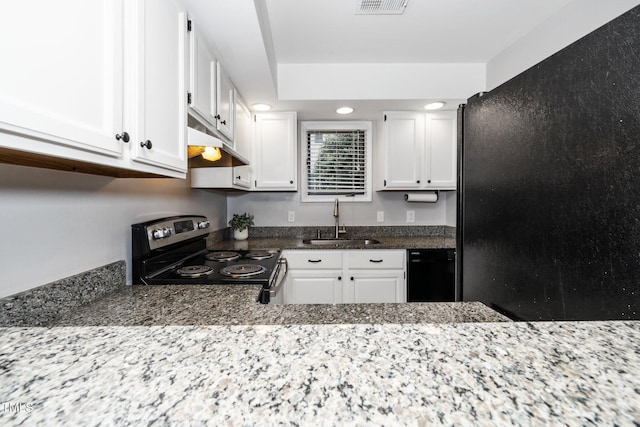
[245,250,275,260]
[205,251,241,262]
[220,264,267,278]
[176,265,213,278]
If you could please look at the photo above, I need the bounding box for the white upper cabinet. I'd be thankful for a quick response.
[0,0,124,159]
[0,0,188,178]
[187,19,235,143]
[381,110,457,190]
[232,95,252,189]
[188,22,217,129]
[424,112,457,189]
[126,0,188,174]
[382,111,424,189]
[253,112,297,191]
[215,63,235,141]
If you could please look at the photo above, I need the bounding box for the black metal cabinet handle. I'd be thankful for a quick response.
[115,132,130,143]
[427,180,431,183]
[369,259,383,263]
[214,114,221,120]
[307,259,322,263]
[350,277,354,281]
[221,120,227,125]
[417,180,420,184]
[337,276,342,281]
[236,175,241,180]
[290,180,294,184]
[140,140,152,149]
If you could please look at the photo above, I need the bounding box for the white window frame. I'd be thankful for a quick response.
[300,121,373,203]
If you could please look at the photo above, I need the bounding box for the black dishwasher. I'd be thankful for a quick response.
[407,249,456,302]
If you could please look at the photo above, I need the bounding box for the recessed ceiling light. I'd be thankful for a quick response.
[424,101,446,110]
[336,107,354,115]
[252,103,272,111]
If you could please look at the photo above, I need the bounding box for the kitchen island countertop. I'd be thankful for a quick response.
[1,320,639,425]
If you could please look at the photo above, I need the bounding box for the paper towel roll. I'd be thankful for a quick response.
[404,192,438,203]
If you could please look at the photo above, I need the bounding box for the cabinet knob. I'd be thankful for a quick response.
[289,180,294,184]
[115,132,130,143]
[221,120,227,125]
[236,175,241,180]
[417,180,420,184]
[350,277,354,281]
[427,180,431,184]
[338,276,342,281]
[140,140,152,149]
[214,114,221,120]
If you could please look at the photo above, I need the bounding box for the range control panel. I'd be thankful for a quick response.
[143,216,210,250]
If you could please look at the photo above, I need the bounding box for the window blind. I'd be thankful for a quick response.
[306,130,367,195]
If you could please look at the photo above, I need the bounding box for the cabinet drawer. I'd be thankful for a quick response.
[284,250,343,269]
[347,250,405,269]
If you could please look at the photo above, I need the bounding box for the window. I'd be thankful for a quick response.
[301,121,373,202]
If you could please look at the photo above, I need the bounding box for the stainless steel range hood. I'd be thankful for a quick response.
[187,117,249,168]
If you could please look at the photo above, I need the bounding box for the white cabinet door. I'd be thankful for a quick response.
[382,112,423,189]
[189,22,216,128]
[216,63,235,140]
[253,112,297,191]
[286,270,343,304]
[424,111,457,190]
[232,96,252,189]
[350,271,405,304]
[126,0,187,174]
[0,0,124,159]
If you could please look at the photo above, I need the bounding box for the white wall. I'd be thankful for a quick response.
[0,164,227,298]
[486,0,640,90]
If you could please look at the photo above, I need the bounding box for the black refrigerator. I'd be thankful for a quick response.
[457,5,640,321]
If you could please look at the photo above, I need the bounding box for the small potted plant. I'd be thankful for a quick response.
[229,212,254,240]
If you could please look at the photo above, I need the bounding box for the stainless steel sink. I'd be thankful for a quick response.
[302,238,380,245]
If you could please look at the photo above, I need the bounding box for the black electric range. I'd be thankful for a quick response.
[131,215,286,303]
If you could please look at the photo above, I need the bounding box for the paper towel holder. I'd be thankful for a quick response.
[404,191,439,203]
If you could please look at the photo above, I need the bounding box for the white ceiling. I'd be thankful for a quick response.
[267,0,573,64]
[181,0,576,120]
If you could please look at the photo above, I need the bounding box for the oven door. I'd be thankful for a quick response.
[261,257,287,304]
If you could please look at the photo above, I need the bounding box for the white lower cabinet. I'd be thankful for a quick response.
[282,249,406,304]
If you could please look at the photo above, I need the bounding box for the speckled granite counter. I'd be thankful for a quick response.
[47,285,509,326]
[207,225,456,251]
[207,235,455,251]
[1,321,639,425]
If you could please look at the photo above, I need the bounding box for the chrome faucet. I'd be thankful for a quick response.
[333,198,346,238]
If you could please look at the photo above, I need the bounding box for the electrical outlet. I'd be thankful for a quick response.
[377,211,384,222]
[288,211,295,223]
[406,210,415,223]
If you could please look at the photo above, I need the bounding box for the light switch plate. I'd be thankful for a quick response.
[377,211,384,222]
[406,210,415,223]
[288,211,295,222]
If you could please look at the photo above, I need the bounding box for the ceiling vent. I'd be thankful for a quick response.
[355,0,408,15]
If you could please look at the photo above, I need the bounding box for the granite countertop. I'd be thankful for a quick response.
[208,235,456,251]
[47,285,510,326]
[1,321,639,425]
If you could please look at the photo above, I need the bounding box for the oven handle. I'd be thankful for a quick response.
[269,257,288,299]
